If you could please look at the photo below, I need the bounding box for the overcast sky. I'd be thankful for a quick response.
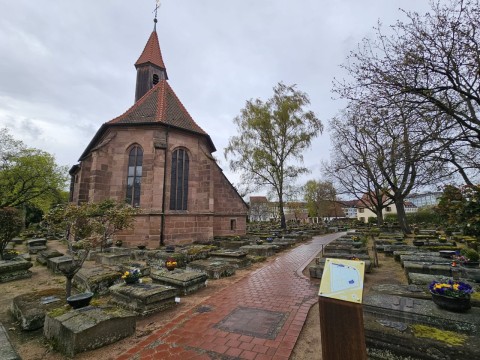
[0,0,435,198]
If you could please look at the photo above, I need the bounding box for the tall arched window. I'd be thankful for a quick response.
[126,146,143,207]
[170,148,189,210]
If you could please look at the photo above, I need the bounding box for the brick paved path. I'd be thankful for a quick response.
[118,233,342,360]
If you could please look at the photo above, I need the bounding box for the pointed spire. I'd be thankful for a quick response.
[135,31,166,70]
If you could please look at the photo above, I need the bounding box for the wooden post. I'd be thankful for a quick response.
[318,296,367,360]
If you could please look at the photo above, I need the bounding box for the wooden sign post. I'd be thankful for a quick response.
[318,258,367,360]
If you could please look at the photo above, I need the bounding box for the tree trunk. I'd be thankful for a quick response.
[395,199,410,234]
[65,275,74,299]
[375,207,384,225]
[279,199,286,229]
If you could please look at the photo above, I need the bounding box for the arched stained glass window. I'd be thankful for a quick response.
[126,146,143,207]
[170,148,189,210]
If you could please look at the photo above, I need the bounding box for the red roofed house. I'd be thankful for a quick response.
[69,23,248,247]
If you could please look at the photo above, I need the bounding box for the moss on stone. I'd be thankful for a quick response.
[411,324,467,346]
[48,306,70,318]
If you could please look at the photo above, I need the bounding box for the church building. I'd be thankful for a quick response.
[69,19,248,247]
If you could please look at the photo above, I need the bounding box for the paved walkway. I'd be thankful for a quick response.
[118,233,342,360]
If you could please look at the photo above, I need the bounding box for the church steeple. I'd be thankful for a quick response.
[134,15,168,102]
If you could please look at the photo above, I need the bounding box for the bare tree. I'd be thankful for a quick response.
[334,0,480,184]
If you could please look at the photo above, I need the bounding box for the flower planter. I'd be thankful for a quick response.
[124,278,139,285]
[431,292,471,312]
[462,261,479,268]
[67,292,94,309]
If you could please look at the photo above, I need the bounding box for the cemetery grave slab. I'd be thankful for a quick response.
[0,323,20,360]
[36,249,64,266]
[26,238,47,254]
[73,266,122,295]
[150,268,208,295]
[44,306,136,357]
[364,293,480,333]
[95,253,130,266]
[403,261,452,277]
[208,256,251,269]
[10,288,64,331]
[0,258,33,283]
[47,256,73,274]
[239,244,278,257]
[109,282,177,316]
[186,259,236,279]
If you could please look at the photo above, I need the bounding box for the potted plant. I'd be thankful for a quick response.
[429,279,473,312]
[165,258,177,271]
[122,268,141,284]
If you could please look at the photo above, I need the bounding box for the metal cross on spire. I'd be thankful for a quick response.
[153,0,161,30]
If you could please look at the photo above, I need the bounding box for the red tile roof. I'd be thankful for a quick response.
[108,80,207,135]
[135,31,166,69]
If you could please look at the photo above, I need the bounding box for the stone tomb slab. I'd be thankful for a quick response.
[10,288,64,330]
[363,293,480,334]
[239,245,278,257]
[47,256,73,274]
[109,283,177,316]
[73,266,122,295]
[0,259,33,283]
[186,259,236,279]
[26,238,47,254]
[95,253,130,266]
[0,323,20,360]
[44,306,136,357]
[36,249,64,266]
[150,269,208,295]
[215,306,289,340]
[403,261,452,277]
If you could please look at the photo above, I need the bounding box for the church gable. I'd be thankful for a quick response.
[71,18,247,246]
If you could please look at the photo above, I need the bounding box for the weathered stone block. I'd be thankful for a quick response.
[239,245,278,257]
[73,266,122,295]
[0,259,33,283]
[187,259,236,279]
[150,269,208,295]
[44,306,136,357]
[109,283,177,316]
[0,323,20,360]
[10,288,64,330]
[47,256,74,274]
[36,249,64,266]
[95,253,130,266]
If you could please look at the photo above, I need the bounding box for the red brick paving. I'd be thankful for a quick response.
[119,233,341,359]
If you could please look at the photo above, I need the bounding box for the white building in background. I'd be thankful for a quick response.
[338,200,358,219]
[406,192,442,208]
[356,201,417,223]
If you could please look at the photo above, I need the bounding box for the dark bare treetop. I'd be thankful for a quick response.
[328,99,448,233]
[225,82,323,229]
[334,0,480,185]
